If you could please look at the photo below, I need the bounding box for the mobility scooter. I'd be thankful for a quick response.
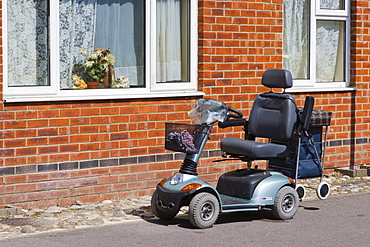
[151,69,331,228]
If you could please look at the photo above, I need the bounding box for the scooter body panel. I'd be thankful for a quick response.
[155,170,293,215]
[154,173,219,215]
[161,173,210,191]
[218,171,292,213]
[248,171,293,205]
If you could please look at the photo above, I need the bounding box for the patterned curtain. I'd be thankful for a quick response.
[283,0,309,80]
[320,0,343,10]
[59,0,97,89]
[8,0,178,88]
[7,0,49,86]
[283,0,343,82]
[316,0,342,82]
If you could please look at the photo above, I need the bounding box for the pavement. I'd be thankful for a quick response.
[0,172,369,240]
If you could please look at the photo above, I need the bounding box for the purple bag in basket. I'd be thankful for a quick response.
[181,130,198,154]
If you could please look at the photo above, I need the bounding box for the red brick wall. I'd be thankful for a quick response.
[0,99,202,208]
[1,0,370,208]
[350,0,370,166]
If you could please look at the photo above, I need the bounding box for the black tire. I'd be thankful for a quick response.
[272,186,299,220]
[296,184,306,201]
[151,190,178,220]
[317,182,330,200]
[189,192,220,229]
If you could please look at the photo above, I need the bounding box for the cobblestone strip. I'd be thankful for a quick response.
[298,175,370,200]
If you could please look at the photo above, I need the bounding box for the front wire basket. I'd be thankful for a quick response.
[165,123,210,154]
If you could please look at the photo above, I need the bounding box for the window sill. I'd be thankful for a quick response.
[286,86,357,93]
[3,90,205,103]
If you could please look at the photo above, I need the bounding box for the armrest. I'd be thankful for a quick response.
[218,119,247,129]
[301,96,315,131]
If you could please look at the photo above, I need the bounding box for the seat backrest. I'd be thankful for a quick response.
[248,69,297,141]
[248,94,297,141]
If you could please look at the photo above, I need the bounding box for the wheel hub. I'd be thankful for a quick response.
[201,202,214,221]
[282,195,294,213]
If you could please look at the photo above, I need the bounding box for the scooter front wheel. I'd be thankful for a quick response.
[151,190,179,220]
[189,192,220,229]
[272,186,299,220]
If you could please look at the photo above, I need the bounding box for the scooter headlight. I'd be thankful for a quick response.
[170,174,183,185]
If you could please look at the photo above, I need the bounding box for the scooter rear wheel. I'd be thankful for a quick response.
[151,190,179,220]
[189,192,220,229]
[272,186,299,220]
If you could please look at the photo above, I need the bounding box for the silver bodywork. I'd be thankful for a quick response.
[160,171,293,213]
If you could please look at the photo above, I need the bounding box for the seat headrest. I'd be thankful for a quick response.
[262,69,293,89]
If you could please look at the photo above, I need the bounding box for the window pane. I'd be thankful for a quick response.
[60,0,145,89]
[316,21,345,82]
[59,0,97,89]
[156,0,189,83]
[94,0,145,87]
[320,0,344,10]
[7,0,50,86]
[282,0,310,80]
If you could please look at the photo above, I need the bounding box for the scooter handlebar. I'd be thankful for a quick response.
[218,118,247,128]
[218,106,244,128]
[226,106,243,119]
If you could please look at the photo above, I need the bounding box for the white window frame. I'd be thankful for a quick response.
[3,0,202,103]
[287,0,351,92]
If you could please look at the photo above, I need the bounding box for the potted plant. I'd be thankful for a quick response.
[74,48,115,89]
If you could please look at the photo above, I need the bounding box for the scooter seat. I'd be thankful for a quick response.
[221,137,287,159]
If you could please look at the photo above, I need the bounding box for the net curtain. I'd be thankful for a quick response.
[60,0,145,88]
[156,0,182,82]
[61,0,182,87]
[283,0,342,82]
[8,0,181,88]
[7,0,49,86]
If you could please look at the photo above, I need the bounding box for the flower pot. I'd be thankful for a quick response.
[102,65,115,88]
[86,81,100,89]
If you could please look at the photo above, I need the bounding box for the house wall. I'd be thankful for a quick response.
[0,0,370,208]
